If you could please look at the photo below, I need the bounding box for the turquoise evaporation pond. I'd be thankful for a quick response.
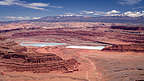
[20,42,66,47]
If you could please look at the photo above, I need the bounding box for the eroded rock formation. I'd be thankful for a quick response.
[0,38,80,73]
[2,53,80,73]
[102,44,144,52]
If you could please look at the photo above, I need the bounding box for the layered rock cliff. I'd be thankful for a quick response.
[0,37,80,73]
[102,44,144,52]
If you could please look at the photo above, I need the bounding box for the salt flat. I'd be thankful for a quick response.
[66,46,105,50]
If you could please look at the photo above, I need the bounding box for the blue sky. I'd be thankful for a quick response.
[0,0,144,21]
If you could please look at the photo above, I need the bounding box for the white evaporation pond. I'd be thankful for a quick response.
[66,46,105,50]
[20,42,66,47]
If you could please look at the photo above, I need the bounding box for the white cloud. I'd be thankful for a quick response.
[79,10,120,16]
[5,16,41,20]
[60,13,82,16]
[79,10,144,17]
[105,10,144,17]
[32,17,41,19]
[49,5,63,8]
[92,10,120,16]
[29,3,49,7]
[93,11,106,16]
[79,10,106,16]
[0,0,62,10]
[123,11,144,17]
[119,0,142,5]
[5,11,144,21]
[106,10,121,16]
[80,11,95,14]
[107,10,120,14]
[0,0,16,5]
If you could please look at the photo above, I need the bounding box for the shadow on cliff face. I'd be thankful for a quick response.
[102,44,144,52]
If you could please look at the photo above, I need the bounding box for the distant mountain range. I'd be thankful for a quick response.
[32,16,144,24]
[2,16,144,24]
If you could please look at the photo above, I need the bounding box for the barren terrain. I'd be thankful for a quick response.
[0,22,144,81]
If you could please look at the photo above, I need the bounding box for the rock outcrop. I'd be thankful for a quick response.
[2,53,80,73]
[0,38,80,73]
[102,44,144,52]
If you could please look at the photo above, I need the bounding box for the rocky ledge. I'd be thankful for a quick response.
[102,44,144,52]
[0,37,80,73]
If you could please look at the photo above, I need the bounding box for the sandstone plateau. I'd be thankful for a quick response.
[0,22,144,81]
